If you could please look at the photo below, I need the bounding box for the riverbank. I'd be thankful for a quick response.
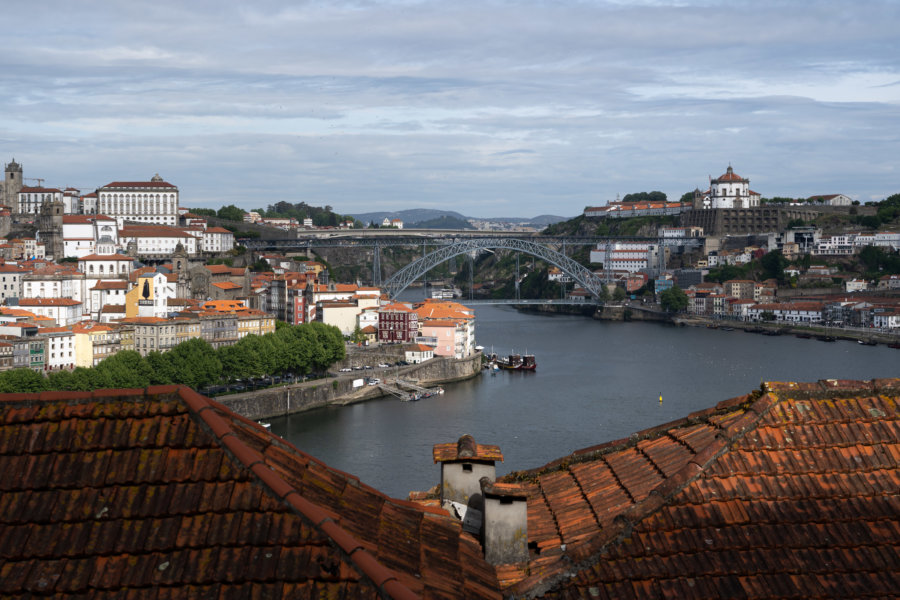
[217,351,483,421]
[671,315,899,345]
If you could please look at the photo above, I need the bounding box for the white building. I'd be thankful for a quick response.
[118,225,199,256]
[807,194,853,206]
[77,253,135,278]
[40,327,77,371]
[96,174,179,227]
[202,227,235,253]
[590,242,660,274]
[0,264,30,303]
[873,310,900,330]
[702,166,761,209]
[17,298,83,326]
[747,302,824,324]
[16,186,63,215]
[62,214,120,258]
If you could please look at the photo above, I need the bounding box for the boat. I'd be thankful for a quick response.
[888,343,900,350]
[720,326,735,332]
[795,333,812,339]
[816,335,837,343]
[496,353,537,371]
[858,339,877,346]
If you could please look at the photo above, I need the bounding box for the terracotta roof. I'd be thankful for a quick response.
[91,280,129,290]
[434,435,503,463]
[62,214,114,224]
[211,281,242,290]
[100,180,176,189]
[120,225,194,239]
[205,226,232,234]
[100,304,126,313]
[0,386,500,599]
[496,379,900,597]
[78,253,134,261]
[17,298,81,307]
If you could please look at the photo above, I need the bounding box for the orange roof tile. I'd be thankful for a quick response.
[0,386,499,598]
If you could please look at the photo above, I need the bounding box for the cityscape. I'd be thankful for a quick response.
[2,1,899,599]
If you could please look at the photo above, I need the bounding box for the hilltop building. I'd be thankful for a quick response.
[96,174,179,227]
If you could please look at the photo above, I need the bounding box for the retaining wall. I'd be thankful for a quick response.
[217,352,483,421]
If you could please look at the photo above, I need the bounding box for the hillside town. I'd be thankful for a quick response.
[573,166,900,332]
[0,160,478,382]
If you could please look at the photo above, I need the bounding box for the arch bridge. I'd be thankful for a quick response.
[383,237,605,300]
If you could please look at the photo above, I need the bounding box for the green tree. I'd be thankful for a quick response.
[217,204,246,222]
[145,351,176,385]
[612,286,627,301]
[760,311,776,322]
[94,350,153,388]
[760,250,788,282]
[166,338,222,388]
[659,286,689,312]
[0,368,47,393]
[189,208,217,217]
[350,324,365,344]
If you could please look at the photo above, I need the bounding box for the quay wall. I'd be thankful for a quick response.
[217,352,483,421]
[594,304,672,323]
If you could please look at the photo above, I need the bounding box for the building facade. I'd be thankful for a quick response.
[96,175,179,227]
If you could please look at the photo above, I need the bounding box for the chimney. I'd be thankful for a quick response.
[479,477,529,565]
[433,434,502,507]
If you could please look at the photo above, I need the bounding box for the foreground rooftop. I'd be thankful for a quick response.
[1,378,898,598]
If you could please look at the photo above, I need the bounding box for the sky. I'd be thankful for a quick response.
[1,1,898,219]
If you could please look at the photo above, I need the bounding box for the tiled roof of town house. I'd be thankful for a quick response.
[434,435,504,463]
[495,379,900,599]
[62,214,114,224]
[90,280,129,290]
[100,304,126,313]
[211,281,242,290]
[205,226,232,234]
[0,386,500,598]
[100,179,176,189]
[17,298,81,306]
[120,225,195,238]
[78,253,134,261]
[18,186,63,193]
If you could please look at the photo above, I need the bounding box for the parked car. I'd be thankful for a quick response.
[378,363,390,368]
[339,367,352,372]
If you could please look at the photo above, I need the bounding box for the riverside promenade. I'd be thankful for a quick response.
[216,352,483,421]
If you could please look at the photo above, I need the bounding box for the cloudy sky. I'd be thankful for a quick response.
[1,1,898,218]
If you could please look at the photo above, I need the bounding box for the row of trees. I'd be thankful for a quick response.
[0,322,345,394]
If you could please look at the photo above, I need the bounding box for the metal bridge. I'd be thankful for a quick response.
[382,237,607,300]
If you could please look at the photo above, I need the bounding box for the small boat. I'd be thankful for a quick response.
[816,335,837,342]
[496,353,537,371]
[257,421,272,429]
[888,343,900,350]
[858,339,877,346]
[720,326,735,332]
[795,333,812,339]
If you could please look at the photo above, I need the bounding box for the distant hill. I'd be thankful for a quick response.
[350,209,468,227]
[349,209,570,228]
[414,215,475,230]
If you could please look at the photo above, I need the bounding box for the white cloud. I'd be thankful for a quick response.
[1,0,898,216]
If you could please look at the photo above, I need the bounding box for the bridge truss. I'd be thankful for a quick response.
[383,238,606,300]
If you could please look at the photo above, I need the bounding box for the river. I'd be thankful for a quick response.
[269,304,900,498]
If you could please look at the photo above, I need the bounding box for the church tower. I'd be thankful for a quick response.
[36,195,65,260]
[2,159,24,210]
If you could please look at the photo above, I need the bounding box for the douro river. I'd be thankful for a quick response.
[270,304,899,498]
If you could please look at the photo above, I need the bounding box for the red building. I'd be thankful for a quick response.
[377,302,418,343]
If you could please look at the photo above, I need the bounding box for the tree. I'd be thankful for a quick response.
[94,351,154,388]
[612,286,627,301]
[760,311,776,322]
[350,324,365,344]
[217,204,246,222]
[659,286,689,312]
[760,250,788,282]
[166,338,222,388]
[145,351,176,385]
[0,368,47,393]
[679,191,695,203]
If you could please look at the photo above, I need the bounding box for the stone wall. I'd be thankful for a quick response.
[217,352,483,420]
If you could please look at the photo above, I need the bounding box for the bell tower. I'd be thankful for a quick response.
[2,159,24,211]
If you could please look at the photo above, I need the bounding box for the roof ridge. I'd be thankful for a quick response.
[512,388,781,599]
[177,386,420,600]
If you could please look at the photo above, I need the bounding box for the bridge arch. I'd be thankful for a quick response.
[383,238,605,300]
